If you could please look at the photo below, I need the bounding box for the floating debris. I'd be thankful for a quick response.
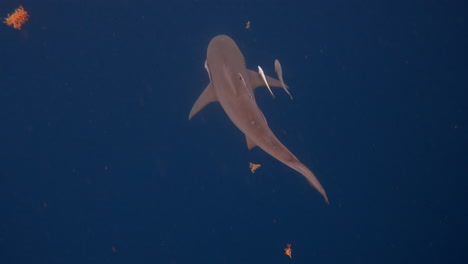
[4,5,29,30]
[284,243,292,259]
[249,162,261,173]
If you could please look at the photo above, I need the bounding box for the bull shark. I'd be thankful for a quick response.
[189,35,329,204]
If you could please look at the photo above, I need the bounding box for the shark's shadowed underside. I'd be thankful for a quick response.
[189,35,329,204]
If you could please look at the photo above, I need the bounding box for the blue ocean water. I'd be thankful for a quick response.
[0,1,466,263]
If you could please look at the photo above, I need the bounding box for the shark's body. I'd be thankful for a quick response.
[189,35,328,204]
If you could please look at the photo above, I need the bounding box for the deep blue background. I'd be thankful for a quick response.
[1,0,467,263]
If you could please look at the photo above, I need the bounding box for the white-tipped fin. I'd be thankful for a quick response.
[274,59,293,100]
[257,66,275,98]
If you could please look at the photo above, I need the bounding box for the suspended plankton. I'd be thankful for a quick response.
[249,163,261,173]
[284,243,292,259]
[4,5,29,30]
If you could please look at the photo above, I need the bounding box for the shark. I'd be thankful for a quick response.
[189,35,329,204]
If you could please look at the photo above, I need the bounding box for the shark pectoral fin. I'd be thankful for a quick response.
[246,135,257,150]
[274,59,293,100]
[188,83,218,120]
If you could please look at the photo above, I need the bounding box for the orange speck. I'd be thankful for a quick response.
[4,6,29,30]
[246,21,251,29]
[249,162,261,173]
[284,243,292,259]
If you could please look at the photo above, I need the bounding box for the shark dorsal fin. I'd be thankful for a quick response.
[222,64,238,95]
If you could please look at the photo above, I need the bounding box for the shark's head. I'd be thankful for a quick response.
[206,35,248,94]
[207,35,245,69]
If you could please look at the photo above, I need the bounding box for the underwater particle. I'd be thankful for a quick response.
[249,162,261,173]
[284,243,292,259]
[4,5,29,30]
[246,21,251,29]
